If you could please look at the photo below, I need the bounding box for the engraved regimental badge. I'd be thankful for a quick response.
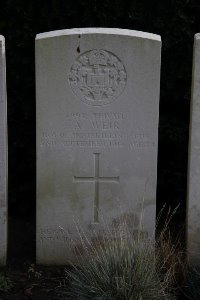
[69,49,127,106]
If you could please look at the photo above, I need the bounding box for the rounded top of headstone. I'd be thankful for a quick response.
[0,35,5,42]
[0,35,5,52]
[195,33,200,40]
[36,28,161,42]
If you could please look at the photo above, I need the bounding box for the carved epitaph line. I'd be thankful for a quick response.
[74,153,119,223]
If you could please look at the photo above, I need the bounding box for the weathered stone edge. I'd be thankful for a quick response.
[36,28,161,42]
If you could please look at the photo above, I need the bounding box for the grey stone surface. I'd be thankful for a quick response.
[187,33,200,265]
[36,28,161,265]
[0,35,7,266]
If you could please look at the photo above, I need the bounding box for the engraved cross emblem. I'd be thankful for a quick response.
[73,153,120,223]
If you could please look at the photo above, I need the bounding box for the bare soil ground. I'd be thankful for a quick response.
[0,217,68,300]
[0,265,67,300]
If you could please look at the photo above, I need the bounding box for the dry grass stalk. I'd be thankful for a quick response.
[63,209,180,299]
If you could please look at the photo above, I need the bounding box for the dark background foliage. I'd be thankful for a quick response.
[0,0,199,262]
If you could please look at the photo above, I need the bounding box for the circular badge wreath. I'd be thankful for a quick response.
[68,49,127,106]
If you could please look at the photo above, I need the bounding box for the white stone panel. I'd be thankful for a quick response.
[36,28,161,265]
[0,35,7,266]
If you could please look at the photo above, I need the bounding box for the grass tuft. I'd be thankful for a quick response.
[0,274,13,293]
[64,216,178,300]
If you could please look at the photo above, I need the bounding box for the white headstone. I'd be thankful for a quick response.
[0,35,7,265]
[36,28,161,265]
[187,33,200,264]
